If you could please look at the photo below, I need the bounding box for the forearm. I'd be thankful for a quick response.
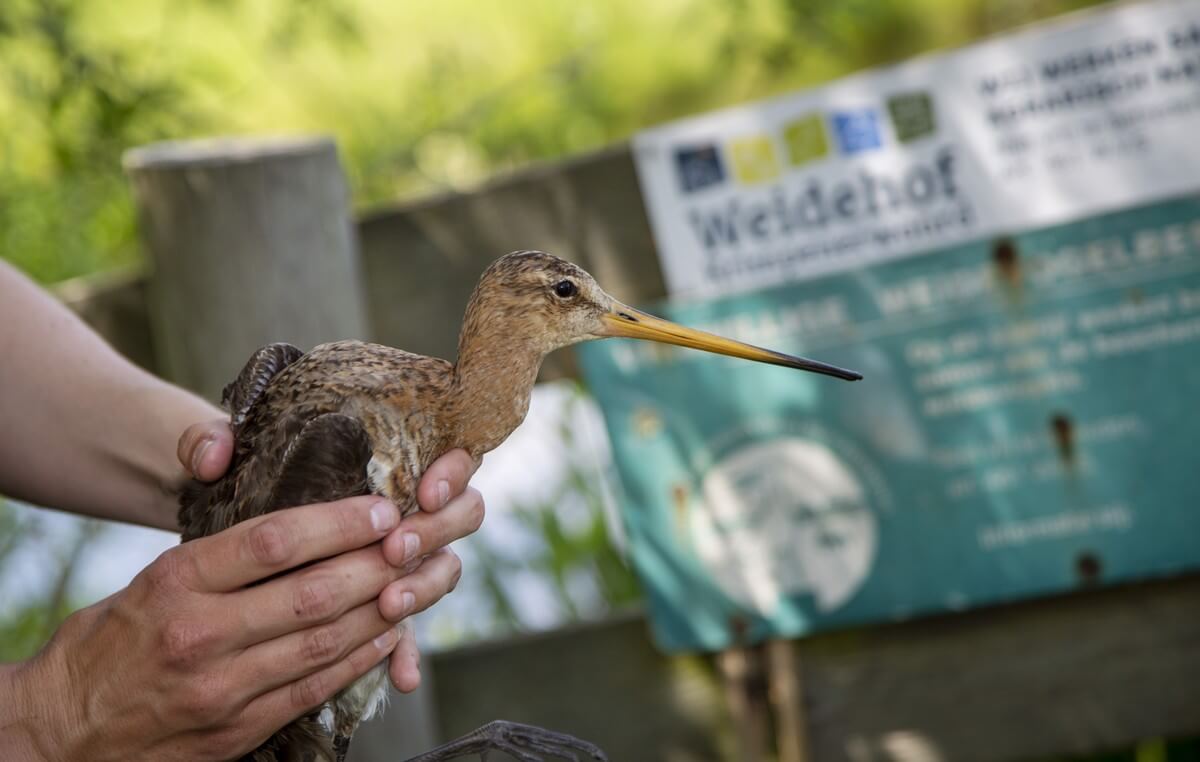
[0,260,222,530]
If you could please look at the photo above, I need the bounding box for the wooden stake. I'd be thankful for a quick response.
[124,137,369,401]
[766,638,811,762]
[717,646,770,762]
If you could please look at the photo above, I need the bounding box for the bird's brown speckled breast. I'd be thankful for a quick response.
[182,341,456,539]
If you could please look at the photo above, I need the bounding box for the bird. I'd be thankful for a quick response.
[178,249,862,762]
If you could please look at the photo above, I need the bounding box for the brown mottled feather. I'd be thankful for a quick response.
[180,341,456,541]
[268,414,371,511]
[223,343,305,429]
[247,716,331,762]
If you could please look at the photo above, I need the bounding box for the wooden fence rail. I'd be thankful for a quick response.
[418,576,1200,762]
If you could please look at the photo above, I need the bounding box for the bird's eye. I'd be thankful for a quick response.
[553,280,578,298]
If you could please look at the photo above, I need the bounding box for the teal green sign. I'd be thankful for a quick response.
[579,196,1200,653]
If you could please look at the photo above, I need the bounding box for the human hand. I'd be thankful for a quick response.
[177,421,483,692]
[3,428,484,761]
[176,418,236,483]
[14,496,417,759]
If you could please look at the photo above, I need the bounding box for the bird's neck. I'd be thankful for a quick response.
[449,324,545,455]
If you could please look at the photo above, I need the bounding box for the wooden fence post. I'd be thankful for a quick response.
[123,136,368,401]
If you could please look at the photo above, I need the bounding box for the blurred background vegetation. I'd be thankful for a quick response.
[1,0,1108,285]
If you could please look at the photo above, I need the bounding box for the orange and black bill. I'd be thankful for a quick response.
[599,303,862,382]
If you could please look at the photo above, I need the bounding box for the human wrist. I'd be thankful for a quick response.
[127,380,224,531]
[0,657,72,762]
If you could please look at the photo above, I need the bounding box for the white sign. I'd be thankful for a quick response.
[634,0,1200,298]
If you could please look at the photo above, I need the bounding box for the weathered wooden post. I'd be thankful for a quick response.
[123,136,368,401]
[123,136,437,761]
[766,639,810,762]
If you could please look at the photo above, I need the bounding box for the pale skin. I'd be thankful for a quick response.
[0,260,485,760]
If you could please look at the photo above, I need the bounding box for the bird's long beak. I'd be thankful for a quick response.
[598,303,862,381]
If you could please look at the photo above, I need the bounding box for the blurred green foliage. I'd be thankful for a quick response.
[496,387,642,618]
[0,597,76,662]
[0,499,103,661]
[0,0,1110,284]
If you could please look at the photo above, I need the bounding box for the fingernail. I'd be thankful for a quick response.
[400,591,416,616]
[436,480,450,507]
[371,501,398,533]
[191,438,213,476]
[402,532,420,562]
[374,628,398,650]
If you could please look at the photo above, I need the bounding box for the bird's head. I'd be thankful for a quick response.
[462,250,861,381]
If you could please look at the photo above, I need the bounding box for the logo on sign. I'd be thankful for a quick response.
[693,437,877,615]
[729,135,782,184]
[782,113,830,167]
[887,91,937,143]
[669,96,941,198]
[830,109,884,154]
[675,145,726,193]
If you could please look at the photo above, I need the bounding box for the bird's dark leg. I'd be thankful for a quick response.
[402,720,607,762]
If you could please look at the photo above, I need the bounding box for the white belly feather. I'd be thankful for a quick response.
[335,430,424,735]
[335,660,392,728]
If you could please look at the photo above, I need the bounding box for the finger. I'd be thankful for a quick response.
[185,496,401,592]
[177,420,235,482]
[232,544,408,645]
[378,548,463,622]
[389,621,421,693]
[232,600,394,701]
[246,624,399,732]
[381,487,483,568]
[416,449,479,513]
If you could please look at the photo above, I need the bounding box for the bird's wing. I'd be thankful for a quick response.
[247,413,374,762]
[267,413,372,511]
[223,342,306,429]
